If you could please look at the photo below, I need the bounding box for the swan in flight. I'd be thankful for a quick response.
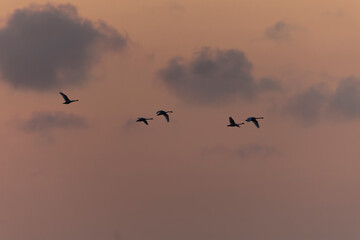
[59,92,79,104]
[227,117,244,128]
[246,117,264,128]
[136,118,153,125]
[156,110,173,122]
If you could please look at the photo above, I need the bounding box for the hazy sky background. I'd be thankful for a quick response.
[1,0,360,239]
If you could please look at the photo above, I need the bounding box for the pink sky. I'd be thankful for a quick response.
[1,0,360,239]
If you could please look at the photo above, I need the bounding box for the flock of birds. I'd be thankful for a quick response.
[59,92,264,128]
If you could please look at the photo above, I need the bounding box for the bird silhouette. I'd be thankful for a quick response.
[59,92,79,104]
[246,117,264,128]
[227,117,244,128]
[136,117,153,125]
[156,110,173,122]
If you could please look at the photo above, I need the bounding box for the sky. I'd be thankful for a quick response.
[1,0,360,239]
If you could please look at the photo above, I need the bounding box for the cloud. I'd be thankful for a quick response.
[328,76,360,117]
[265,21,295,41]
[20,111,87,133]
[258,77,283,92]
[284,83,330,124]
[158,47,281,104]
[0,3,128,90]
[122,118,138,131]
[236,143,281,159]
[285,76,360,123]
[168,1,185,12]
[203,143,280,161]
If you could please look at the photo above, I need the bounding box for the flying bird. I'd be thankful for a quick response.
[156,110,173,122]
[227,117,244,128]
[136,118,153,125]
[59,92,79,104]
[245,117,264,128]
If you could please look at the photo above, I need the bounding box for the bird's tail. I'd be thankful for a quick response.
[167,111,173,113]
[147,118,154,120]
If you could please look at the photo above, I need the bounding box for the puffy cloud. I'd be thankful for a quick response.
[285,84,329,124]
[21,111,87,132]
[285,76,360,123]
[158,47,281,104]
[0,3,128,90]
[328,76,360,117]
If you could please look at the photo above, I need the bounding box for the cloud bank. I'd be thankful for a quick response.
[158,47,280,104]
[0,3,128,90]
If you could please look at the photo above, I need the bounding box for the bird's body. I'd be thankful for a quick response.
[156,110,173,122]
[59,92,79,104]
[227,117,244,128]
[246,117,264,128]
[136,117,153,125]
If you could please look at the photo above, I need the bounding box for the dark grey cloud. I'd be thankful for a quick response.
[285,76,360,123]
[21,111,87,133]
[0,3,127,90]
[265,21,294,41]
[158,47,281,104]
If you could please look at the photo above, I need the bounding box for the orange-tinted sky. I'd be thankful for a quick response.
[1,1,360,239]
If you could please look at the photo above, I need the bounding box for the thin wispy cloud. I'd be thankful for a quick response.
[122,118,138,131]
[168,1,186,12]
[203,143,281,160]
[265,21,297,42]
[158,47,281,104]
[20,111,87,133]
[0,3,128,90]
[258,77,283,92]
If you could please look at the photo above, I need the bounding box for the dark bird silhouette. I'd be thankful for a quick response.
[156,110,173,122]
[227,117,244,128]
[59,92,79,104]
[136,117,153,125]
[246,117,264,128]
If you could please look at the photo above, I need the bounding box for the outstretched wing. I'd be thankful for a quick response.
[229,117,236,125]
[164,113,170,122]
[59,92,70,102]
[143,120,149,125]
[252,119,260,128]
